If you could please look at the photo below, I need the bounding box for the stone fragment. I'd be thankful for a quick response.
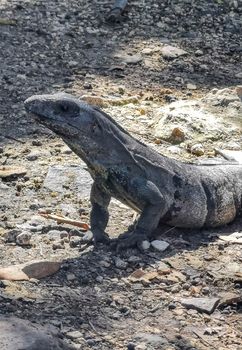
[151,240,170,252]
[160,45,187,59]
[66,330,83,340]
[122,54,143,64]
[52,241,65,250]
[153,98,232,144]
[100,260,111,268]
[203,87,241,107]
[26,152,39,161]
[140,240,150,250]
[170,127,185,144]
[3,229,21,243]
[134,333,168,346]
[187,83,197,90]
[218,292,242,306]
[32,140,42,146]
[215,150,242,164]
[0,260,61,281]
[167,146,182,154]
[141,48,154,55]
[128,255,141,263]
[16,231,32,246]
[69,237,81,248]
[219,231,242,244]
[115,257,128,269]
[180,297,220,314]
[48,229,62,240]
[68,60,78,67]
[66,273,76,281]
[190,144,205,156]
[43,165,93,198]
[80,230,93,243]
[0,316,74,350]
[235,85,242,98]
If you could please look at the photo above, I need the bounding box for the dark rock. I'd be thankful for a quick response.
[0,316,74,350]
[32,140,42,146]
[180,297,220,314]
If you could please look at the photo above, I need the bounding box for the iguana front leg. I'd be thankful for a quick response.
[115,178,169,250]
[90,181,111,244]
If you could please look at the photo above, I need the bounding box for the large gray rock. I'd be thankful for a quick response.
[0,181,16,210]
[180,297,220,314]
[202,87,242,107]
[153,87,242,144]
[43,164,93,198]
[0,316,74,350]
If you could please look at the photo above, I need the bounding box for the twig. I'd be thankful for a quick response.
[125,281,181,292]
[0,133,25,144]
[87,318,101,335]
[39,212,89,230]
[192,330,215,348]
[163,226,176,235]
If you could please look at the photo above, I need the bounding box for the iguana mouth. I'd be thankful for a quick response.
[30,112,79,137]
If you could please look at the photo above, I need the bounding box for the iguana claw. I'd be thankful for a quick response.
[111,232,147,251]
[92,230,111,246]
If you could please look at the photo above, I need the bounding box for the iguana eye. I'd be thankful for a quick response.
[60,104,69,112]
[91,122,101,133]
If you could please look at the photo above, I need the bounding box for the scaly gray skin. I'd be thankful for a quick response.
[24,93,242,250]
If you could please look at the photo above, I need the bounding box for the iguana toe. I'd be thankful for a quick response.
[114,232,147,251]
[92,230,110,246]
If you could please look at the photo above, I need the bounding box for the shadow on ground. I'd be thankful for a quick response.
[0,0,241,141]
[1,217,241,348]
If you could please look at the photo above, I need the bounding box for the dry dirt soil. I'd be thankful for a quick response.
[0,1,242,349]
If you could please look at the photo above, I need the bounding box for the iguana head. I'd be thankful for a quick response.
[24,93,132,169]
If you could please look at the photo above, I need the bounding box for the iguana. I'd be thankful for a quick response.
[24,93,242,250]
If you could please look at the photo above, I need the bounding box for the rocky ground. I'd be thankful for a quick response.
[0,0,242,349]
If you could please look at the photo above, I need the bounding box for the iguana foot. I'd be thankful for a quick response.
[112,231,147,251]
[115,230,133,240]
[92,230,111,246]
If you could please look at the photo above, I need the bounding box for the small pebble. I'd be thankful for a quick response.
[187,83,197,90]
[32,140,42,146]
[115,257,128,269]
[16,232,31,246]
[66,273,76,281]
[26,152,39,161]
[151,240,170,252]
[69,237,81,248]
[190,144,205,156]
[141,240,150,250]
[127,342,136,350]
[168,303,177,310]
[52,241,65,250]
